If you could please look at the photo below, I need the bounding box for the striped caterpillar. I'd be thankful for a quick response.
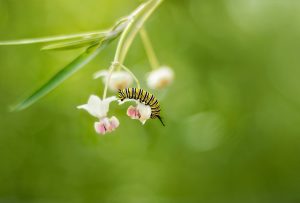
[117,88,165,126]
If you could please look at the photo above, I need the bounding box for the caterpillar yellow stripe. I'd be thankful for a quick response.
[117,88,165,126]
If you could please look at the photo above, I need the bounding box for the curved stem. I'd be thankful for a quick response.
[103,0,163,99]
[140,28,160,69]
[118,0,163,65]
[120,64,141,89]
[102,19,135,99]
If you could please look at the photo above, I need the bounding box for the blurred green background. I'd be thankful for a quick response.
[1,0,300,202]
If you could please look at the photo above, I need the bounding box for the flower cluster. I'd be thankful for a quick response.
[2,0,170,131]
[78,64,174,135]
[77,0,173,135]
[93,66,174,92]
[77,95,119,135]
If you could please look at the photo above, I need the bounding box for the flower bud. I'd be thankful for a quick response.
[147,66,174,90]
[94,70,133,91]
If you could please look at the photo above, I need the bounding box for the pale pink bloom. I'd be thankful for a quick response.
[94,116,120,135]
[147,66,174,90]
[77,95,119,135]
[94,70,133,91]
[127,105,140,119]
[121,100,152,125]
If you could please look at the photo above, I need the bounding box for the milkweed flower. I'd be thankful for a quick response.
[119,99,151,125]
[94,116,119,135]
[147,66,174,90]
[94,70,133,91]
[127,103,152,124]
[77,95,119,135]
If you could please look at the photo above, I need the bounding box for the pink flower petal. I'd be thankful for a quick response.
[110,116,120,130]
[102,117,112,132]
[127,105,140,119]
[94,116,120,135]
[94,122,106,135]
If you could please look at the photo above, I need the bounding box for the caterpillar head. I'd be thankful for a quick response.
[117,89,124,101]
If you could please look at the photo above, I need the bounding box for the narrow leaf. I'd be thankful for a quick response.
[41,35,104,51]
[11,42,108,111]
[9,16,128,111]
[0,31,107,45]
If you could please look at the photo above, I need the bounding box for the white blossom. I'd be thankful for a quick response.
[147,66,174,90]
[77,95,116,118]
[94,70,133,91]
[77,95,119,135]
[121,99,152,125]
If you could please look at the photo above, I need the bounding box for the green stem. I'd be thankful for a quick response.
[103,19,134,99]
[120,64,141,89]
[103,0,163,99]
[140,28,160,69]
[118,0,163,64]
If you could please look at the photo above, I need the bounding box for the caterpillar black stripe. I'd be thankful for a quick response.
[118,88,165,126]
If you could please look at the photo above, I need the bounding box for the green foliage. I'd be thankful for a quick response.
[0,0,300,203]
[41,36,104,51]
[11,43,103,111]
[0,31,106,45]
[5,15,130,111]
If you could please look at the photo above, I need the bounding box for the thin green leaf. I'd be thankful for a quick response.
[9,16,128,111]
[0,31,108,45]
[11,42,108,111]
[41,35,104,51]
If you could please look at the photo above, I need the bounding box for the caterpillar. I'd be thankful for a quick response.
[117,88,165,126]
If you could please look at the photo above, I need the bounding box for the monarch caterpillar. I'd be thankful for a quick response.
[117,88,165,126]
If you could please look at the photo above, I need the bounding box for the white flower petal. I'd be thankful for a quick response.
[137,102,151,124]
[93,70,108,79]
[77,95,102,118]
[95,70,133,91]
[110,116,120,129]
[77,104,88,111]
[147,66,174,89]
[98,96,117,118]
[77,95,117,118]
[104,96,117,103]
[109,71,133,91]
